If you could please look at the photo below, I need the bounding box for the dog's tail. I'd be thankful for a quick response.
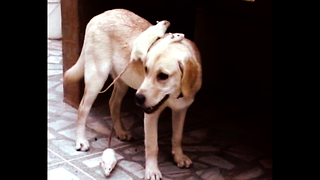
[64,52,85,84]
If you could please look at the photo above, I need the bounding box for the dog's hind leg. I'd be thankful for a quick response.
[75,65,112,151]
[75,45,113,151]
[109,76,133,141]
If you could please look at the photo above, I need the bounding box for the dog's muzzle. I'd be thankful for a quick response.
[135,94,169,114]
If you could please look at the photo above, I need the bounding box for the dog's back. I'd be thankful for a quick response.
[64,9,152,85]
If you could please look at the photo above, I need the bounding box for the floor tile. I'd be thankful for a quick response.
[87,121,110,135]
[185,176,202,180]
[48,80,61,89]
[82,156,103,168]
[123,145,145,154]
[192,162,208,169]
[48,69,63,76]
[49,120,75,131]
[95,168,133,180]
[131,153,145,162]
[182,145,220,152]
[48,49,62,56]
[196,167,224,180]
[48,162,95,180]
[48,130,55,139]
[198,155,235,170]
[58,127,98,141]
[186,128,209,140]
[224,151,257,162]
[227,145,263,157]
[159,162,191,178]
[259,159,272,169]
[61,111,78,120]
[91,137,125,149]
[51,139,86,156]
[118,160,144,173]
[48,150,64,165]
[48,63,63,70]
[48,56,62,64]
[232,167,264,180]
[48,167,80,180]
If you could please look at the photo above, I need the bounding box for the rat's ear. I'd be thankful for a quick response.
[169,33,174,39]
[99,160,104,166]
[156,20,159,24]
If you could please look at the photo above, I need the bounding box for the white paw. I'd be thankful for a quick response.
[174,154,192,168]
[145,166,162,180]
[75,138,90,151]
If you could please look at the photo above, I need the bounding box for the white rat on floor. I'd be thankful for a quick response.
[100,148,117,177]
[99,123,117,177]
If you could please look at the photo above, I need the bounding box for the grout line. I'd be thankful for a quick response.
[61,151,102,163]
[48,148,97,180]
[48,151,103,167]
[48,161,66,167]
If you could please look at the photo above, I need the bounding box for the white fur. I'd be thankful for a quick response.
[100,148,117,177]
[130,20,170,64]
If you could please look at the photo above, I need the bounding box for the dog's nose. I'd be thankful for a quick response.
[135,94,146,105]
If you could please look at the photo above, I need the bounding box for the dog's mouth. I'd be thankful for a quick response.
[142,94,169,114]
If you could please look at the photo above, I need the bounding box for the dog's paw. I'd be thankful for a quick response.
[145,166,162,180]
[116,130,133,141]
[75,138,90,151]
[174,154,192,168]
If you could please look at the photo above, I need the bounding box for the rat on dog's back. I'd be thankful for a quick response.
[146,33,185,61]
[130,20,170,63]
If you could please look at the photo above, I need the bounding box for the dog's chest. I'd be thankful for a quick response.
[167,98,194,111]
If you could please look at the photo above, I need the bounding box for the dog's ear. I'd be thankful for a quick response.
[179,58,200,98]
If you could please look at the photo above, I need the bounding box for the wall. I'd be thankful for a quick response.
[48,0,62,39]
[193,1,272,125]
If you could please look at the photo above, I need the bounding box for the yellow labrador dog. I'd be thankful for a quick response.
[64,9,202,180]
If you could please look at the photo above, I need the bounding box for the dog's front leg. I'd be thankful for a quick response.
[144,111,162,180]
[171,108,192,168]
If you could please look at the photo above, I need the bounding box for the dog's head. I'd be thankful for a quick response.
[135,37,201,114]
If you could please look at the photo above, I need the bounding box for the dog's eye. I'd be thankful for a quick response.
[157,72,169,81]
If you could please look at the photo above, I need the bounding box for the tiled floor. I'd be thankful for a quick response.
[47,39,272,180]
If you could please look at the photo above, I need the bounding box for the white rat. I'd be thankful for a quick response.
[99,123,117,177]
[157,32,185,48]
[100,148,117,177]
[146,32,185,60]
[130,20,170,64]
